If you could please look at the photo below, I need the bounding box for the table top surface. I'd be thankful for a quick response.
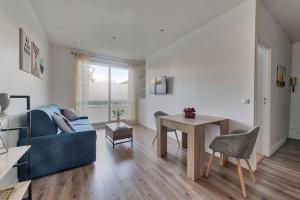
[106,122,132,131]
[159,114,227,126]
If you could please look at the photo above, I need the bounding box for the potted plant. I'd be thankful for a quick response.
[112,108,125,123]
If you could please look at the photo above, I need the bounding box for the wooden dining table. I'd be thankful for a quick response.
[157,114,229,181]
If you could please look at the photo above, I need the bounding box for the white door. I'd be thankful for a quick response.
[255,43,271,156]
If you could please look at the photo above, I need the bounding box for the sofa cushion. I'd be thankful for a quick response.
[72,124,94,132]
[61,108,80,121]
[52,112,75,133]
[71,119,90,126]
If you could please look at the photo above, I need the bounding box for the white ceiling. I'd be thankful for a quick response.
[262,0,300,43]
[29,0,245,61]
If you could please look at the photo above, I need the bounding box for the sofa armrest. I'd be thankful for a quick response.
[18,130,97,180]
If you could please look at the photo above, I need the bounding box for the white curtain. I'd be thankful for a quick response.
[71,53,90,115]
[127,63,137,124]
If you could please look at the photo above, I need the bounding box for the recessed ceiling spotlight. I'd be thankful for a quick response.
[113,36,117,40]
[160,28,164,32]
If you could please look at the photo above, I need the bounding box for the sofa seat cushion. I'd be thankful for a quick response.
[71,119,90,126]
[72,124,94,132]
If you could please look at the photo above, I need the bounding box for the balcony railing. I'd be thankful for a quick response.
[87,100,130,124]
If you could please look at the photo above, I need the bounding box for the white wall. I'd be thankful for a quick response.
[50,45,73,108]
[290,42,300,139]
[138,0,256,152]
[256,0,292,154]
[0,0,51,185]
[0,0,51,107]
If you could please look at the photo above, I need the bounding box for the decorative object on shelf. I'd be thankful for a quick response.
[183,107,196,119]
[290,77,297,92]
[276,65,286,87]
[112,108,125,123]
[0,133,8,155]
[0,187,15,200]
[0,93,10,113]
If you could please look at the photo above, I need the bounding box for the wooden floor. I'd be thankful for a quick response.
[32,126,300,200]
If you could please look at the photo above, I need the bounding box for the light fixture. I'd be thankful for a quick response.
[113,36,117,40]
[160,28,164,32]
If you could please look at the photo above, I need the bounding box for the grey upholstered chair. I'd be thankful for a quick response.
[152,111,180,147]
[206,127,260,198]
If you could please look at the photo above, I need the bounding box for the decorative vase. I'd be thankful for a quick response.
[0,93,10,113]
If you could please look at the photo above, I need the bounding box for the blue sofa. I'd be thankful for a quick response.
[18,104,96,180]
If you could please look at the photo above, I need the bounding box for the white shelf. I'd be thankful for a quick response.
[5,180,31,200]
[0,111,31,120]
[0,146,30,180]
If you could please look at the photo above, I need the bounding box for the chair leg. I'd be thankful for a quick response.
[220,154,224,168]
[174,131,180,147]
[245,159,256,183]
[236,159,247,198]
[152,134,157,144]
[206,151,215,177]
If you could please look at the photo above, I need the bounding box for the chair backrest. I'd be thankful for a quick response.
[230,129,247,135]
[240,127,260,159]
[154,111,168,128]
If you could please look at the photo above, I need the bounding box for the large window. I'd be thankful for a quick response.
[87,62,130,124]
[110,67,129,120]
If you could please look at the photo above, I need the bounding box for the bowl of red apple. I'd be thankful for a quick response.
[183,107,196,119]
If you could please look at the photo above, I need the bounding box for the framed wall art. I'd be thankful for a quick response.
[19,28,32,73]
[276,65,286,87]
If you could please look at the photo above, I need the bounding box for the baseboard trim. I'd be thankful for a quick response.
[137,123,155,131]
[288,134,300,140]
[270,138,287,155]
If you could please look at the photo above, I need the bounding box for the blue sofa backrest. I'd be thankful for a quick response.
[30,104,61,137]
[38,104,62,118]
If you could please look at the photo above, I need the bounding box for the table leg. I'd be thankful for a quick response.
[182,132,187,148]
[220,119,229,165]
[157,119,167,157]
[187,125,205,180]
